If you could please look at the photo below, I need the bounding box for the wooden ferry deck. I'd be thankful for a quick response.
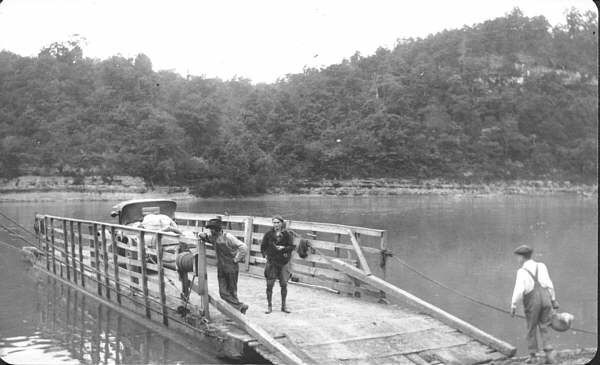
[28,204,516,365]
[205,265,508,365]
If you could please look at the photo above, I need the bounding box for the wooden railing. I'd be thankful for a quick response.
[174,213,389,297]
[33,214,210,326]
[33,211,390,304]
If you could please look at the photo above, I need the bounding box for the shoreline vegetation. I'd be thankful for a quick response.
[0,9,597,198]
[0,175,596,202]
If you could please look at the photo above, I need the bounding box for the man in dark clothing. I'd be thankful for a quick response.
[260,215,295,313]
[199,217,249,314]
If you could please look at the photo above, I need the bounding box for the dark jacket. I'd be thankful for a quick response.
[261,229,295,266]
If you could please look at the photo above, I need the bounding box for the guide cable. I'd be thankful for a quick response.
[390,255,596,335]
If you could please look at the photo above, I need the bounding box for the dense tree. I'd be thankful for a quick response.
[0,8,596,195]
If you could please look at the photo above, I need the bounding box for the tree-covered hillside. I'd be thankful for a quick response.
[0,8,597,196]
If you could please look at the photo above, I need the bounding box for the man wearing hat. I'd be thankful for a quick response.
[510,245,559,364]
[260,215,296,313]
[199,217,249,314]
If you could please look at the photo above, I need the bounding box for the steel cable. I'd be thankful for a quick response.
[390,255,596,335]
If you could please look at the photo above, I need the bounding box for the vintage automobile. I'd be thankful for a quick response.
[108,199,193,272]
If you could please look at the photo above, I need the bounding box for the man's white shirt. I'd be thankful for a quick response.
[511,259,555,308]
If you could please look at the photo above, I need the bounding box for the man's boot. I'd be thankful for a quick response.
[544,349,556,364]
[281,286,291,313]
[265,286,273,314]
[525,353,538,364]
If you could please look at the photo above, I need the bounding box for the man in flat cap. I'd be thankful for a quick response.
[510,245,559,364]
[199,217,249,314]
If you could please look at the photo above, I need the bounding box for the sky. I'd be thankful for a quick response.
[0,0,596,83]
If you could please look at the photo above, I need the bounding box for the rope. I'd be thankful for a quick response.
[0,211,39,238]
[0,221,36,247]
[0,239,26,252]
[389,255,597,335]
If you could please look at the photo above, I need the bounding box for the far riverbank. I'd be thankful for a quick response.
[278,178,598,197]
[0,175,596,202]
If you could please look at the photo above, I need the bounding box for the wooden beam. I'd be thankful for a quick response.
[63,220,70,281]
[70,221,77,283]
[196,238,209,319]
[243,217,253,271]
[101,225,111,300]
[44,216,50,271]
[50,218,56,275]
[208,293,310,365]
[78,222,85,288]
[347,229,371,275]
[92,224,102,296]
[110,226,121,305]
[155,233,168,325]
[138,231,150,319]
[328,258,516,357]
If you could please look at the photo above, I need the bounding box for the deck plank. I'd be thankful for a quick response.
[189,266,506,364]
[304,328,471,361]
[419,341,507,365]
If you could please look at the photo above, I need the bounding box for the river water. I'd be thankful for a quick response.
[0,194,596,363]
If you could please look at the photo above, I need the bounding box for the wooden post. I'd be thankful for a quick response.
[78,222,85,288]
[196,237,209,319]
[92,224,102,296]
[63,220,70,281]
[311,231,317,270]
[138,231,150,319]
[101,225,111,300]
[111,227,121,305]
[380,230,388,281]
[243,217,253,271]
[70,221,76,283]
[50,218,56,274]
[44,216,50,271]
[127,229,136,292]
[335,234,341,258]
[347,229,371,275]
[156,233,168,325]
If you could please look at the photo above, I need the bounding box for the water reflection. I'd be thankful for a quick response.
[0,265,222,364]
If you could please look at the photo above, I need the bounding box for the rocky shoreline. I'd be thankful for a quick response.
[282,178,598,197]
[0,175,194,201]
[0,176,597,202]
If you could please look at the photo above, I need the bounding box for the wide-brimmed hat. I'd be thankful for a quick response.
[205,217,223,229]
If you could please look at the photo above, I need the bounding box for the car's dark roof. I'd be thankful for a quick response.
[110,198,177,213]
[110,199,178,225]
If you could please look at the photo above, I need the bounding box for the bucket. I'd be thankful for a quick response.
[550,311,574,332]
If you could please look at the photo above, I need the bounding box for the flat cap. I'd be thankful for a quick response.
[513,244,533,255]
